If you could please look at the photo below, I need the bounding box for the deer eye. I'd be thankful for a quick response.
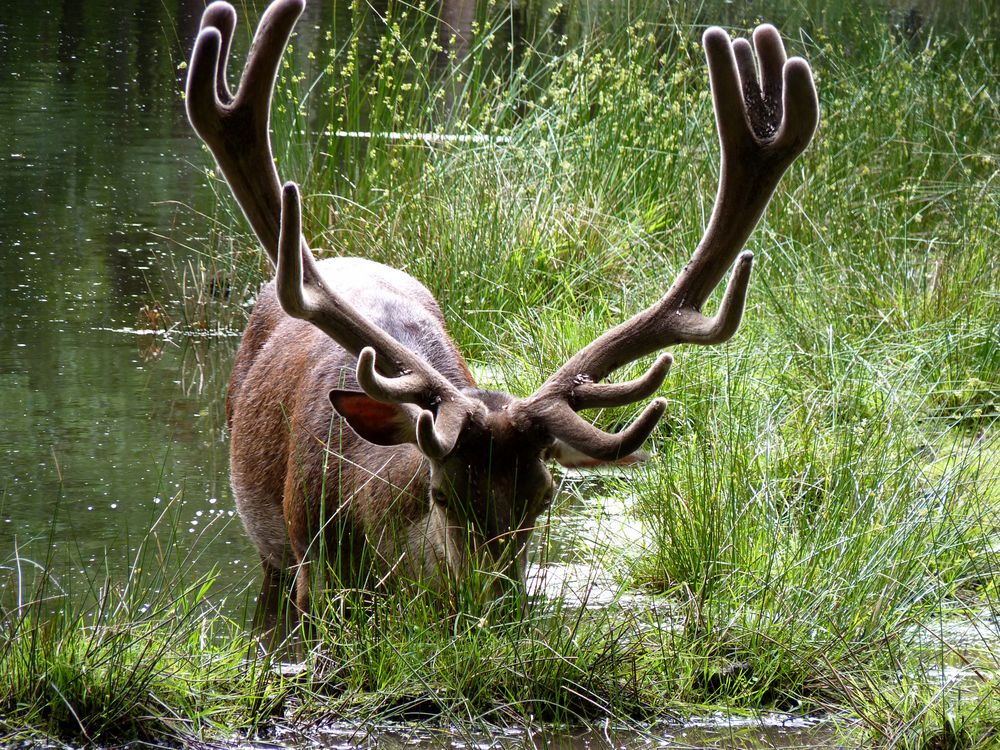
[534,469,556,508]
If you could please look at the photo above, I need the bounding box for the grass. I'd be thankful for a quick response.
[3,0,999,746]
[0,498,273,744]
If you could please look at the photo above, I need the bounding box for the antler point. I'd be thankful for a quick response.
[702,26,731,49]
[753,23,780,38]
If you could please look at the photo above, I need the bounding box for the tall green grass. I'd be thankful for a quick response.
[259,0,998,742]
[0,497,282,743]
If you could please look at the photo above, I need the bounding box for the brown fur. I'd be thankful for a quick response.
[226,257,554,634]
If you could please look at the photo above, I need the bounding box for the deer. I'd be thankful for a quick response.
[185,0,817,636]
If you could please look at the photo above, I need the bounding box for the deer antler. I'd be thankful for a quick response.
[186,0,304,265]
[521,24,819,459]
[189,4,816,463]
[189,2,477,453]
[276,183,475,431]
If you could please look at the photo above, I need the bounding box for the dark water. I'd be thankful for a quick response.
[0,0,254,596]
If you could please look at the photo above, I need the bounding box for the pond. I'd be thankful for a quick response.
[0,0,255,605]
[0,1,988,748]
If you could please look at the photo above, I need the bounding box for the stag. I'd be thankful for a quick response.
[186,0,817,634]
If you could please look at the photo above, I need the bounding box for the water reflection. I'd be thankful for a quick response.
[275,717,847,749]
[0,0,251,592]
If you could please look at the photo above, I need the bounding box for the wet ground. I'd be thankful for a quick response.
[267,716,849,749]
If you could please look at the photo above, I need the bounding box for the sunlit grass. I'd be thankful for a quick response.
[266,0,999,742]
[0,497,282,744]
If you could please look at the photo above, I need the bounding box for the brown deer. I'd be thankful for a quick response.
[185,0,818,633]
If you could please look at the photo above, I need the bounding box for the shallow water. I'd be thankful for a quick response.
[269,716,849,749]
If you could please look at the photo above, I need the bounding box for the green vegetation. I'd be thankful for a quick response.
[0,499,263,743]
[3,0,998,746]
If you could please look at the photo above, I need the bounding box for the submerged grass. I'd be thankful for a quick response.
[4,0,998,746]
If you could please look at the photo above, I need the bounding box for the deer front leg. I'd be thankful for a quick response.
[251,559,296,652]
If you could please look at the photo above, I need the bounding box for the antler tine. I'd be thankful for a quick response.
[416,405,468,460]
[200,2,236,104]
[664,250,755,345]
[573,354,673,410]
[277,183,466,410]
[537,399,668,462]
[774,58,820,156]
[236,0,305,106]
[186,0,305,265]
[357,347,435,404]
[521,24,817,460]
[187,25,226,129]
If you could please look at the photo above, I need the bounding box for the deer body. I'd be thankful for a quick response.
[228,258,479,596]
[185,0,818,635]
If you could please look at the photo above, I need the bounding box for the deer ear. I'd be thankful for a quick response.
[547,439,649,469]
[329,391,417,446]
